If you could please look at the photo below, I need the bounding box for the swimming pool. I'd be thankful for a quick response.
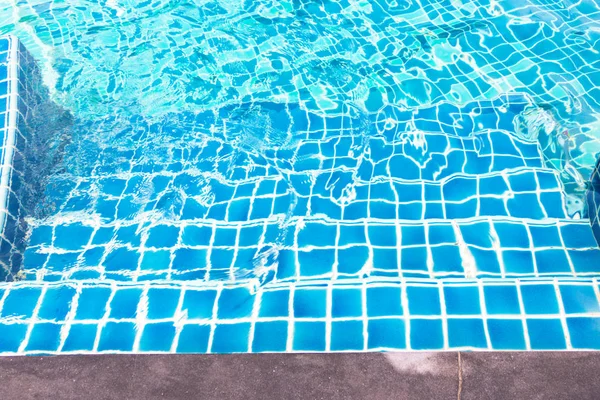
[1,0,600,353]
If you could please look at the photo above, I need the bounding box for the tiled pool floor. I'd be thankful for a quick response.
[1,0,600,353]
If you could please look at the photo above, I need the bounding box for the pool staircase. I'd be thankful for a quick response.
[1,35,600,353]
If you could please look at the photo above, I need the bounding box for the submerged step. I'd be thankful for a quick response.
[22,217,600,282]
[1,277,600,354]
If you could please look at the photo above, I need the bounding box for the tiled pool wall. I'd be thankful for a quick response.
[0,36,72,281]
[2,278,600,354]
[1,26,600,354]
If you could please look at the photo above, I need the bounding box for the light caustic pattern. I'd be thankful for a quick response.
[0,0,598,285]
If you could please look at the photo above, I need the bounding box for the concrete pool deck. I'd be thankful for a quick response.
[1,353,599,399]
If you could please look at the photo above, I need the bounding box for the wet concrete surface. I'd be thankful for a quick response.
[0,352,598,399]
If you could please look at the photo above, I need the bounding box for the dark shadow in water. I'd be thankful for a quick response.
[0,42,73,281]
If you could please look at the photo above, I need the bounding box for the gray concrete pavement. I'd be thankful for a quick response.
[0,352,598,399]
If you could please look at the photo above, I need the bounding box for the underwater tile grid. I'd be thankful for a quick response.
[1,0,600,353]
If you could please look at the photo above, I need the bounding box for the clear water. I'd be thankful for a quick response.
[1,0,600,285]
[2,0,600,354]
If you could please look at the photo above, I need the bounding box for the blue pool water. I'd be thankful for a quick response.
[0,0,600,353]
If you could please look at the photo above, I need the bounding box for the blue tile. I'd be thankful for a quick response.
[331,288,362,318]
[176,324,211,353]
[252,321,288,352]
[25,323,62,352]
[367,318,405,350]
[182,289,216,319]
[502,250,535,274]
[294,288,326,318]
[527,319,566,349]
[444,286,481,315]
[140,322,176,352]
[98,322,136,352]
[109,289,141,319]
[0,324,27,352]
[217,287,254,319]
[62,324,97,352]
[147,288,180,319]
[431,245,463,273]
[259,289,289,318]
[407,286,441,315]
[560,285,600,314]
[103,248,140,271]
[38,286,76,321]
[410,319,444,350]
[338,246,369,274]
[331,320,363,351]
[140,250,171,271]
[535,249,571,274]
[561,223,598,248]
[369,225,397,247]
[484,285,520,314]
[75,287,112,320]
[298,249,334,276]
[487,319,526,350]
[401,225,425,246]
[182,226,213,246]
[1,287,42,319]
[366,286,402,317]
[448,318,487,349]
[293,321,326,351]
[173,248,207,271]
[146,225,179,248]
[520,284,558,315]
[494,223,530,248]
[212,323,250,353]
[567,318,600,349]
[54,224,94,250]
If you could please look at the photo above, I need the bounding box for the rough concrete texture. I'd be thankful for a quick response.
[0,352,598,399]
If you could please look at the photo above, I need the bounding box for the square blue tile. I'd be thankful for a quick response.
[560,285,600,314]
[367,318,405,350]
[484,285,520,314]
[62,324,97,352]
[520,284,558,315]
[177,324,210,353]
[217,287,254,319]
[407,285,441,315]
[259,289,289,318]
[527,319,566,349]
[24,315,62,354]
[1,287,42,318]
[366,286,402,317]
[487,319,526,350]
[444,286,481,315]
[331,288,362,318]
[98,322,136,352]
[140,322,176,352]
[212,323,250,353]
[147,288,180,319]
[252,321,288,352]
[38,286,76,322]
[182,289,216,319]
[0,324,27,352]
[75,287,111,320]
[293,321,326,351]
[109,289,142,319]
[331,320,364,351]
[410,319,444,350]
[567,317,600,349]
[294,288,326,318]
[448,318,487,349]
